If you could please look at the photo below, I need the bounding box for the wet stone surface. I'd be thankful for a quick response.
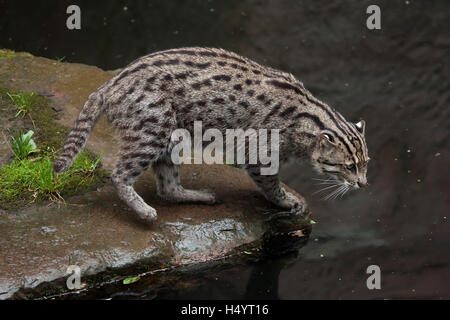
[0,54,311,299]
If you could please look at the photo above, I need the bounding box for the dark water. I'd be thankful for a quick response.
[2,0,449,299]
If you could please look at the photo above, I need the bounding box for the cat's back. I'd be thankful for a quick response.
[101,48,307,130]
[106,47,297,98]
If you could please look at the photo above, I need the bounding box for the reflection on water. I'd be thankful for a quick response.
[2,0,449,299]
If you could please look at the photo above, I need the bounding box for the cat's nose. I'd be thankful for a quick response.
[358,181,367,188]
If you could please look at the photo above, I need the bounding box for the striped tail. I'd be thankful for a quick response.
[53,93,105,173]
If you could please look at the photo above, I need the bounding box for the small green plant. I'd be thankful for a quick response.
[9,130,39,160]
[7,92,33,117]
[55,56,66,62]
[6,92,36,127]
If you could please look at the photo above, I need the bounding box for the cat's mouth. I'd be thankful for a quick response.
[325,173,360,189]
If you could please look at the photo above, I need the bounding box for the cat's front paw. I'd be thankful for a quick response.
[197,189,219,205]
[278,192,308,215]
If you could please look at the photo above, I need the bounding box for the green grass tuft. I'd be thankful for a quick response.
[7,92,34,118]
[0,151,108,209]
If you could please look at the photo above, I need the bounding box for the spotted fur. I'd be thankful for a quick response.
[54,47,369,224]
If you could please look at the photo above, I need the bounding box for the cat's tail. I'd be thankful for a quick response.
[53,92,106,173]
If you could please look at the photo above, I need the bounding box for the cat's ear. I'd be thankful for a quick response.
[318,132,337,149]
[355,120,366,135]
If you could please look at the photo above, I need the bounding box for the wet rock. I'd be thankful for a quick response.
[0,52,311,300]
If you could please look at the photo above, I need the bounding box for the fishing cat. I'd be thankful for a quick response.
[53,47,369,224]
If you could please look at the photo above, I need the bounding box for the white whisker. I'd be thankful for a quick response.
[324,184,346,201]
[315,181,339,185]
[336,186,348,199]
[312,183,341,195]
[312,178,334,182]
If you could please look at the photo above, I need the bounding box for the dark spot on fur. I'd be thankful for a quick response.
[267,79,303,95]
[175,72,188,80]
[174,88,185,96]
[196,62,211,69]
[136,94,146,103]
[212,74,232,81]
[279,106,297,117]
[199,51,217,57]
[212,97,225,104]
[139,161,150,168]
[125,162,134,170]
[239,101,249,109]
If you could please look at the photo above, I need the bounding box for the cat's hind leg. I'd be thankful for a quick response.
[153,155,217,204]
[109,93,178,223]
[110,145,162,224]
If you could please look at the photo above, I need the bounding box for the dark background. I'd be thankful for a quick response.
[1,0,449,299]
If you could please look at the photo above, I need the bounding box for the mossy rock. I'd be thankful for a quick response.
[0,88,70,151]
[0,88,109,210]
[0,49,33,60]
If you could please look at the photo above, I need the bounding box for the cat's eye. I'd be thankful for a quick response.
[346,164,356,172]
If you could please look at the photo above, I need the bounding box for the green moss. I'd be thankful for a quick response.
[0,88,109,209]
[0,49,32,60]
[0,88,70,151]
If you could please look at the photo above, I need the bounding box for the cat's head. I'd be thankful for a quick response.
[311,120,369,189]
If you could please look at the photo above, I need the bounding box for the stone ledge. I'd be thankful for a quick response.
[0,51,311,299]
